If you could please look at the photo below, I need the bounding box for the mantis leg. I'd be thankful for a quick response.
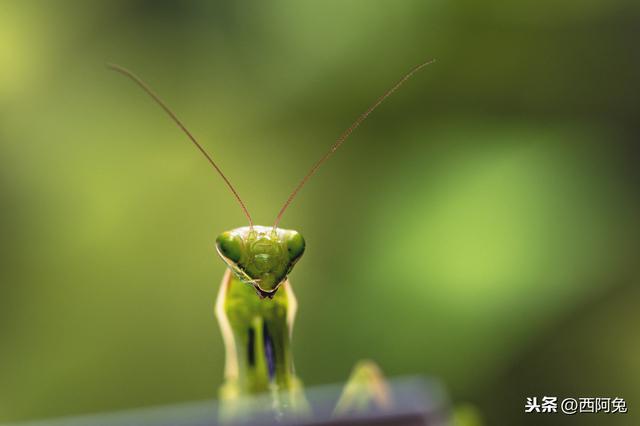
[215,269,310,423]
[333,360,392,417]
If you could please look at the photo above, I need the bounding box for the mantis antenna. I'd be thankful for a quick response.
[273,59,435,229]
[107,63,254,227]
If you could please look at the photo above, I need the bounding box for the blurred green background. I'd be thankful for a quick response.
[1,1,638,425]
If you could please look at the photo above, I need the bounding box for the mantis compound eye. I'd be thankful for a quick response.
[216,232,243,263]
[286,231,305,263]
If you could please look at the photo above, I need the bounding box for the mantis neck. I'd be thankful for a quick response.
[215,269,308,422]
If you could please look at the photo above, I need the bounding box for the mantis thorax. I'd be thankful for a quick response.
[216,226,305,298]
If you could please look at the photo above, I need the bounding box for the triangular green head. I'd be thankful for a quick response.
[216,226,305,298]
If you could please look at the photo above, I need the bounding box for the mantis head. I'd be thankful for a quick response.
[216,226,305,298]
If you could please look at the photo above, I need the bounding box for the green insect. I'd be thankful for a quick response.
[109,59,433,423]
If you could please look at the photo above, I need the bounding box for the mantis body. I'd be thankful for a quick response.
[109,60,432,423]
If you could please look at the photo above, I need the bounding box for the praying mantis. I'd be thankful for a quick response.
[109,59,434,424]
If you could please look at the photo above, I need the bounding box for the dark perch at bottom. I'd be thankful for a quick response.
[6,377,449,426]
